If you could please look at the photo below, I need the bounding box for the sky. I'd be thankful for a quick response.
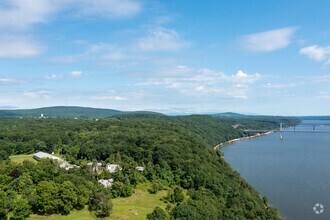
[1,0,330,115]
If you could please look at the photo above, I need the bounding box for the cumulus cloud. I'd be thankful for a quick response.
[241,27,296,52]
[229,70,261,84]
[299,45,330,62]
[0,35,44,58]
[0,0,59,30]
[69,71,83,78]
[138,28,190,52]
[136,66,261,99]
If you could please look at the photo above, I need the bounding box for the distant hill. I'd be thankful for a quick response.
[213,112,300,125]
[0,106,161,118]
[298,116,330,120]
[212,112,247,118]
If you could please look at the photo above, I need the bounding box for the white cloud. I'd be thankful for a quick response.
[91,96,128,101]
[316,92,330,100]
[242,27,296,52]
[263,82,303,89]
[0,77,17,84]
[299,45,330,61]
[23,90,51,99]
[48,54,85,64]
[48,43,117,64]
[76,0,142,19]
[136,66,261,99]
[45,74,63,80]
[0,0,59,30]
[90,89,129,101]
[229,70,261,84]
[138,28,190,52]
[0,0,142,31]
[102,52,126,61]
[0,35,44,58]
[69,71,83,78]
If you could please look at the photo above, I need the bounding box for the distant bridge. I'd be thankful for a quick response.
[244,123,330,134]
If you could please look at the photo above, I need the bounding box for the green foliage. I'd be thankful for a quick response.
[11,198,32,220]
[149,179,163,194]
[35,181,60,214]
[0,150,9,162]
[164,186,184,204]
[0,115,295,219]
[111,182,133,198]
[147,206,169,220]
[88,186,113,217]
[0,190,14,219]
[58,181,78,214]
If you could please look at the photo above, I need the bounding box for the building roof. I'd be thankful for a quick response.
[105,164,121,173]
[33,151,62,161]
[98,179,114,188]
[136,166,145,171]
[33,151,75,170]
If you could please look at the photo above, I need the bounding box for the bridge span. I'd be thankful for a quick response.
[244,123,330,134]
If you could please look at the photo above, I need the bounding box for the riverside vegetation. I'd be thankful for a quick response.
[0,114,299,219]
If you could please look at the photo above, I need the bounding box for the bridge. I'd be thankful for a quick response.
[244,123,330,134]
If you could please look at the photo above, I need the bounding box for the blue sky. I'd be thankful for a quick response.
[1,0,330,115]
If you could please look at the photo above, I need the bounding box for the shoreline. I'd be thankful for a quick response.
[213,131,275,151]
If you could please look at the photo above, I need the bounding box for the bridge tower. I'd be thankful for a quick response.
[280,123,283,140]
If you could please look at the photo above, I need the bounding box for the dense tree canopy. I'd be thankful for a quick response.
[0,115,298,219]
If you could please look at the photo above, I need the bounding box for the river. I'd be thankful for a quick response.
[221,120,330,220]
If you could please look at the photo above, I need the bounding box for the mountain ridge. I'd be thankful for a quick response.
[0,106,162,118]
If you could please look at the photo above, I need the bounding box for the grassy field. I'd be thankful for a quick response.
[29,183,168,220]
[9,154,36,164]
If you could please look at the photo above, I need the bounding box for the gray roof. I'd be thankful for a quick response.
[33,151,62,161]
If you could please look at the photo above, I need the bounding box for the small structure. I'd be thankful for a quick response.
[135,166,144,172]
[105,163,121,173]
[98,179,114,188]
[34,151,62,162]
[87,162,103,171]
[33,151,74,170]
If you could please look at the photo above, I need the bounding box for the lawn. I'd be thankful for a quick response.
[29,183,168,220]
[9,154,36,164]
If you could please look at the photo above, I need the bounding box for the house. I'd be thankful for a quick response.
[135,166,144,172]
[98,179,114,188]
[33,151,75,170]
[33,151,63,162]
[105,163,121,173]
[60,161,76,170]
[87,162,103,171]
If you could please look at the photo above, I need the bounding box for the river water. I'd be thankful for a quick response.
[221,120,330,220]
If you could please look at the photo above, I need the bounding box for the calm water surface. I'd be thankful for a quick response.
[221,120,330,220]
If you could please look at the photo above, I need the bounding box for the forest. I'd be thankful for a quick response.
[0,114,299,219]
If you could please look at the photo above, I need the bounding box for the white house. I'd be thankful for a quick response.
[105,163,121,173]
[33,151,74,170]
[135,166,145,172]
[87,162,103,171]
[98,179,114,188]
[33,151,63,162]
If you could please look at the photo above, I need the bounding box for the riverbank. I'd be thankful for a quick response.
[213,131,274,151]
